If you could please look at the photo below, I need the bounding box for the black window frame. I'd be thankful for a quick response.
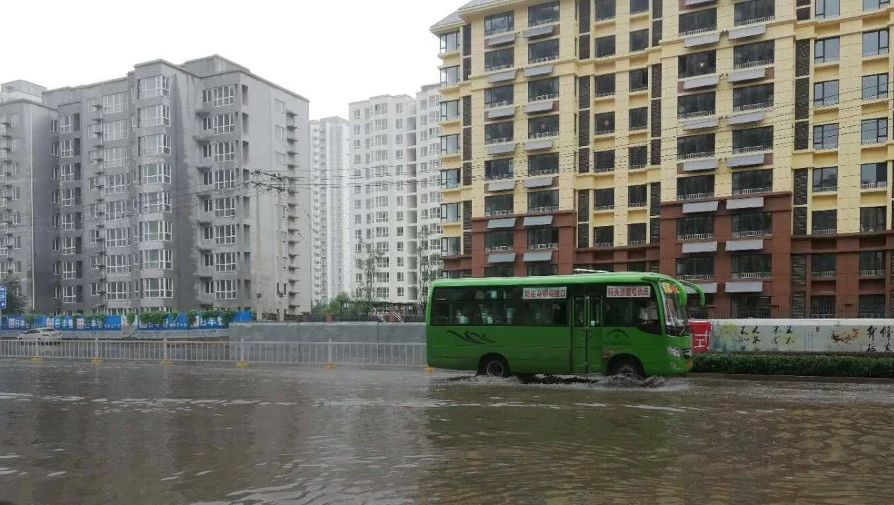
[813,123,839,150]
[679,51,717,78]
[860,206,887,232]
[484,85,514,108]
[861,162,888,188]
[863,29,890,57]
[813,80,839,107]
[812,166,838,192]
[862,73,889,101]
[529,38,560,64]
[595,74,616,97]
[677,174,715,200]
[815,37,840,64]
[528,77,560,101]
[528,1,560,26]
[679,8,717,36]
[630,29,650,52]
[484,11,515,36]
[732,83,774,112]
[861,117,888,144]
[733,40,775,69]
[811,210,837,235]
[595,35,617,58]
[485,193,515,216]
[629,68,649,92]
[484,48,515,72]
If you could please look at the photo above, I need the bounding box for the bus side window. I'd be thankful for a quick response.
[590,299,601,326]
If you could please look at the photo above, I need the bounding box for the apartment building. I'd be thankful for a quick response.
[432,0,894,318]
[0,81,58,311]
[13,55,313,317]
[348,88,443,305]
[310,116,352,305]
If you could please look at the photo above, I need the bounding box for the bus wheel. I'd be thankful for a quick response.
[609,357,645,379]
[479,355,510,378]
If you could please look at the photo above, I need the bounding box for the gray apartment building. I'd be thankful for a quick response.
[0,80,58,311]
[310,116,352,306]
[2,55,312,318]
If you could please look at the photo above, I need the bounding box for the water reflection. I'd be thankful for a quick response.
[0,363,892,504]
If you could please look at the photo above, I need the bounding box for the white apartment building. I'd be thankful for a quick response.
[348,86,442,305]
[310,116,351,305]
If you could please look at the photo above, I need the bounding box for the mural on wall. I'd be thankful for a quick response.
[710,320,894,353]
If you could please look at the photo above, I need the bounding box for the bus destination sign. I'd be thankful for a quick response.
[523,287,567,300]
[606,285,651,298]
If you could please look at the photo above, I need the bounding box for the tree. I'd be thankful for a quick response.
[356,237,384,305]
[415,227,441,307]
[0,274,26,314]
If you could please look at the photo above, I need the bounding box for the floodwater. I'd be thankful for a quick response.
[1,362,893,504]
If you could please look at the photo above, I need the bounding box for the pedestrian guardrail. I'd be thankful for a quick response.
[0,339,427,367]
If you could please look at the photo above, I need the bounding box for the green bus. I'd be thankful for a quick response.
[425,272,705,378]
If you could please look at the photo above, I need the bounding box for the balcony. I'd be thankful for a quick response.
[726,239,764,252]
[860,269,885,278]
[486,138,516,156]
[678,192,715,202]
[812,270,837,279]
[812,228,837,236]
[681,241,718,254]
[728,67,769,83]
[684,31,721,48]
[681,74,720,90]
[731,229,770,239]
[680,112,719,131]
[728,20,770,41]
[678,233,715,242]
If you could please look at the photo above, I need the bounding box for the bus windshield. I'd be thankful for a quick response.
[661,282,689,336]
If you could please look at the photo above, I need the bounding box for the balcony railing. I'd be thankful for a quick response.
[594,204,614,211]
[529,17,559,27]
[860,269,885,277]
[485,209,513,217]
[679,151,716,160]
[595,242,614,249]
[486,137,513,145]
[529,131,559,139]
[859,311,886,318]
[812,270,837,279]
[733,102,773,113]
[731,229,770,238]
[678,233,714,241]
[680,273,714,281]
[732,271,770,280]
[679,110,716,119]
[732,187,771,195]
[485,245,514,253]
[812,228,837,236]
[629,239,647,246]
[486,172,514,181]
[861,181,888,189]
[529,55,559,64]
[732,144,772,154]
[733,59,774,70]
[677,192,715,201]
[735,15,775,27]
[813,185,837,193]
[595,128,615,136]
[629,200,647,208]
[530,243,558,250]
[486,63,514,72]
[530,93,559,102]
[486,100,512,109]
[528,205,559,213]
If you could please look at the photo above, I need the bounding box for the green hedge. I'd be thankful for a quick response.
[693,353,894,378]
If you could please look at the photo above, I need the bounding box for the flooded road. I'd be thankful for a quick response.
[1,361,893,504]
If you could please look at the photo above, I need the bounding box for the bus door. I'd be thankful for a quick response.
[571,295,602,373]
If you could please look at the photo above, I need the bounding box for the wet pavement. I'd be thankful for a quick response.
[1,361,893,504]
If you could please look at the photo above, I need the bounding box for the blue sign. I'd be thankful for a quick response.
[0,286,7,310]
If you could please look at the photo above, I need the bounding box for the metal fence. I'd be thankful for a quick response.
[0,339,427,367]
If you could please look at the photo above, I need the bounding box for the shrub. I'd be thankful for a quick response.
[693,353,894,378]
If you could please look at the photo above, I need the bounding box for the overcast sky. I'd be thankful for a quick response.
[0,0,458,119]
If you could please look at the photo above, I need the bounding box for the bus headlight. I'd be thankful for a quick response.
[667,347,683,359]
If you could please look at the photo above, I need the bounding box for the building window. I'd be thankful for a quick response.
[485,265,514,277]
[677,215,714,240]
[629,146,648,169]
[812,210,837,235]
[529,153,559,176]
[815,37,840,63]
[811,254,837,278]
[732,126,773,153]
[678,91,716,118]
[679,51,717,78]
[485,230,514,252]
[528,263,558,277]
[629,108,648,130]
[527,227,559,249]
[631,0,650,14]
[485,48,514,71]
[142,249,173,270]
[861,118,888,144]
[439,31,461,54]
[859,251,885,277]
[733,41,775,69]
[596,0,615,20]
[865,0,891,10]
[203,85,236,106]
[485,194,514,216]
[861,162,888,188]
[677,256,714,281]
[440,135,460,155]
[628,223,647,245]
[862,74,889,101]
[864,29,889,57]
[677,175,715,201]
[733,84,774,111]
[101,93,125,114]
[439,100,461,121]
[529,77,560,101]
[529,2,560,26]
[138,75,170,99]
[861,207,887,232]
[732,169,772,195]
[595,36,616,57]
[629,30,649,52]
[731,254,771,279]
[485,158,514,180]
[629,68,648,92]
[859,295,885,318]
[735,0,775,25]
[202,113,236,134]
[595,74,615,97]
[677,133,715,159]
[593,226,614,248]
[138,105,170,127]
[812,166,837,192]
[594,188,614,210]
[813,124,838,150]
[143,278,173,299]
[141,220,173,242]
[815,0,839,18]
[528,115,559,138]
[731,212,772,238]
[595,112,615,135]
[485,121,514,144]
[484,85,514,108]
[528,190,559,212]
[484,11,514,36]
[813,80,839,107]
[440,66,460,87]
[679,9,717,36]
[595,150,615,172]
[139,134,171,156]
[628,185,647,207]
